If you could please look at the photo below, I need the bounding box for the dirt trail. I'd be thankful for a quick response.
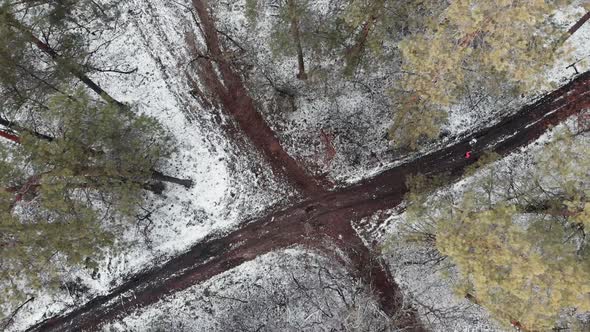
[189,0,324,196]
[26,71,590,332]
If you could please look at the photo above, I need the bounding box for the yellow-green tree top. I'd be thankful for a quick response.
[398,128,590,329]
[391,0,576,149]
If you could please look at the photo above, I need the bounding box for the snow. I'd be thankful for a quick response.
[214,0,401,184]
[372,117,590,332]
[547,5,590,83]
[5,0,291,330]
[422,3,590,166]
[101,248,395,332]
[212,0,590,186]
[3,0,590,330]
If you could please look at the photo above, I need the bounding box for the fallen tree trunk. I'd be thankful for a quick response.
[27,71,590,332]
[287,0,308,79]
[0,117,54,141]
[556,10,590,47]
[343,0,385,75]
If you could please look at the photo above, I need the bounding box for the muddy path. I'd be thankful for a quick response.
[188,0,325,196]
[26,71,590,332]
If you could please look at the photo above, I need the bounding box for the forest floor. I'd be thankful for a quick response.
[27,71,590,331]
[5,0,590,331]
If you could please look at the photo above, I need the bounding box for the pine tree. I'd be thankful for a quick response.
[437,202,590,330]
[390,0,577,149]
[246,0,336,80]
[0,91,173,314]
[0,0,122,116]
[397,129,590,329]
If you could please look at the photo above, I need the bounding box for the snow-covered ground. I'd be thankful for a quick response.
[213,0,590,185]
[5,0,293,329]
[102,248,396,332]
[374,116,590,332]
[4,0,590,330]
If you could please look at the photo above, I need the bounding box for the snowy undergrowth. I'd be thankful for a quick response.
[372,118,589,332]
[102,248,396,332]
[215,0,590,186]
[214,0,404,184]
[91,2,590,330]
[547,5,590,85]
[8,0,590,330]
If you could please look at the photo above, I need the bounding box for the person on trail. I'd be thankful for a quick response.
[465,138,477,159]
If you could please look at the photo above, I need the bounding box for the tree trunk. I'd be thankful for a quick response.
[4,14,127,109]
[344,18,374,75]
[0,117,53,141]
[0,129,189,192]
[1,297,35,331]
[555,10,590,48]
[190,0,324,195]
[287,0,307,80]
[0,129,20,143]
[343,0,384,75]
[151,170,194,188]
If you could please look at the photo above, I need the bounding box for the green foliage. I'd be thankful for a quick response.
[438,202,590,330]
[0,91,173,314]
[340,0,385,74]
[267,0,314,57]
[246,0,437,81]
[248,0,352,80]
[0,5,65,115]
[398,173,453,245]
[388,96,447,150]
[464,151,501,176]
[0,0,119,117]
[391,0,575,149]
[0,0,164,321]
[245,0,259,26]
[339,0,446,76]
[397,129,590,329]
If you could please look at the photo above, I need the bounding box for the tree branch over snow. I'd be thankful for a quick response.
[2,12,128,110]
[0,128,193,191]
[0,297,35,331]
[0,117,54,142]
[555,10,590,47]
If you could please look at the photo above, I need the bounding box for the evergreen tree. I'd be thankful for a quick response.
[390,0,577,149]
[0,91,173,313]
[397,129,590,329]
[246,0,340,80]
[339,0,440,76]
[246,0,440,78]
[0,0,122,118]
[247,0,310,79]
[339,0,386,75]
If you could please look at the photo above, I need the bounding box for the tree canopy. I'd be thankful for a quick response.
[398,128,590,329]
[390,0,576,149]
[0,0,176,314]
[0,91,173,310]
